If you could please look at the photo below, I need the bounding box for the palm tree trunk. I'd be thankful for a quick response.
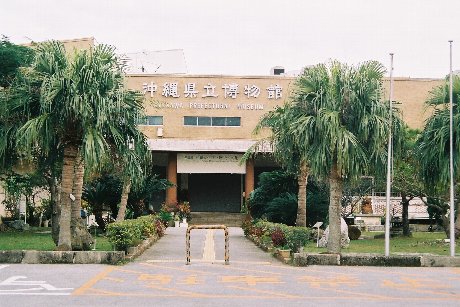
[455,201,460,239]
[401,193,411,237]
[47,175,60,245]
[70,155,93,250]
[57,144,78,250]
[328,163,343,254]
[116,176,131,222]
[296,160,308,227]
[71,154,84,221]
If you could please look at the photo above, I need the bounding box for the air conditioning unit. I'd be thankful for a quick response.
[157,127,164,137]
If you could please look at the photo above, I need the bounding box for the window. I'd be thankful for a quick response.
[183,116,241,127]
[184,116,198,126]
[139,116,163,126]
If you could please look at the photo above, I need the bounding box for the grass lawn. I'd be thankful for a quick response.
[304,231,454,256]
[0,227,113,251]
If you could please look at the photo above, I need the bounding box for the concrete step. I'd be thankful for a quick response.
[189,212,245,227]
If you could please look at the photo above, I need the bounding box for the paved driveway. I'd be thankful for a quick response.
[0,227,459,306]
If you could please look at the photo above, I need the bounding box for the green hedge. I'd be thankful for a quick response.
[243,219,312,252]
[106,215,165,252]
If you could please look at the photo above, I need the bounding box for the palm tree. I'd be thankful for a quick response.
[292,61,399,253]
[254,105,310,227]
[417,75,460,238]
[115,133,151,222]
[16,41,145,250]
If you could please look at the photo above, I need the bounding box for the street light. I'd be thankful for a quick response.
[448,40,456,257]
[385,53,394,257]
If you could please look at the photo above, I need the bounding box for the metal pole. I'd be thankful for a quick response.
[449,40,456,257]
[385,53,394,257]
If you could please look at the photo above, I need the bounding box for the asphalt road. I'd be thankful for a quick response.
[1,227,459,307]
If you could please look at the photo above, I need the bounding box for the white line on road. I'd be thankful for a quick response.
[0,265,9,270]
[202,229,216,262]
[0,293,71,296]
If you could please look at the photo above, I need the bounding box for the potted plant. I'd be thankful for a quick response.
[174,215,180,227]
[178,201,191,222]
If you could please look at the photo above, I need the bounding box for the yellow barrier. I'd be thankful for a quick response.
[186,225,229,265]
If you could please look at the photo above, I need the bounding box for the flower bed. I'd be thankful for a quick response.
[243,219,312,258]
[106,215,165,252]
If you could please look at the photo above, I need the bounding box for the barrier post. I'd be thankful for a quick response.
[186,224,229,265]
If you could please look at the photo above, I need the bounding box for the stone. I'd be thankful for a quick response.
[341,253,422,267]
[293,252,340,266]
[0,250,24,263]
[318,218,350,248]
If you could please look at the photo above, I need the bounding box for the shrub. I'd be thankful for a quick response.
[285,227,311,252]
[158,210,173,226]
[248,219,313,251]
[348,226,362,240]
[271,227,287,247]
[107,215,165,252]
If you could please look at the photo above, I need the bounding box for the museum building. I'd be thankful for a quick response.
[126,72,442,216]
[0,38,445,222]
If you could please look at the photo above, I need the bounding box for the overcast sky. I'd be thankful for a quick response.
[2,0,460,78]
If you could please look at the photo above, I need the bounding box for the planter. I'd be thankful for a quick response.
[174,220,180,227]
[277,249,291,259]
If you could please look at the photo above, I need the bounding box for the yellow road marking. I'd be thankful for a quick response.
[383,277,451,289]
[140,262,220,276]
[220,275,283,286]
[297,275,362,287]
[138,274,172,285]
[72,266,116,296]
[103,277,124,283]
[177,275,202,285]
[227,285,302,299]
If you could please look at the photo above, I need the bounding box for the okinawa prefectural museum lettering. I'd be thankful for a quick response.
[144,81,283,110]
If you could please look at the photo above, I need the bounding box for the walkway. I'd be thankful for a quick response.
[136,226,274,265]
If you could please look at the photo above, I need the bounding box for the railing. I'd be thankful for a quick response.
[186,224,229,265]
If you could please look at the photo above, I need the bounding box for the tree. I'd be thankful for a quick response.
[392,127,424,236]
[248,170,329,226]
[83,174,122,231]
[252,104,310,226]
[417,75,460,239]
[292,61,401,253]
[0,39,63,242]
[16,41,145,250]
[0,36,34,88]
[115,134,151,222]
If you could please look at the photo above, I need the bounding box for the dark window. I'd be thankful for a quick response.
[198,116,211,126]
[184,116,241,127]
[139,116,163,125]
[184,116,197,126]
[211,117,226,126]
[226,117,241,126]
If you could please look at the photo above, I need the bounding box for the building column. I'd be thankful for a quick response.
[166,152,177,205]
[245,158,254,201]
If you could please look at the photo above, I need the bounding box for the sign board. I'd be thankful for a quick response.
[177,153,245,174]
[313,222,323,228]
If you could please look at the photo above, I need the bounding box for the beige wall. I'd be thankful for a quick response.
[127,75,294,141]
[128,74,442,141]
[23,37,95,52]
[383,78,443,130]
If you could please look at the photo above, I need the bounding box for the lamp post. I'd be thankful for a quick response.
[448,40,456,257]
[385,53,394,257]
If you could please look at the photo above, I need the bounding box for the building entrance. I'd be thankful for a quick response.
[188,174,241,212]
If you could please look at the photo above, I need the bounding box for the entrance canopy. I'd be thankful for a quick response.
[177,153,245,174]
[147,138,273,153]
